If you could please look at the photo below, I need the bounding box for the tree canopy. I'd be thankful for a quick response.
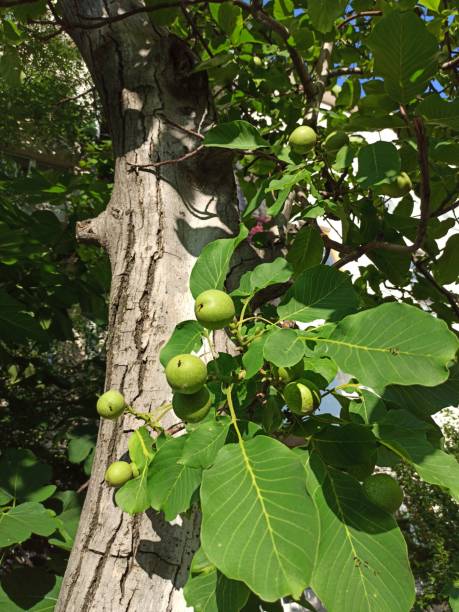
[0,1,458,611]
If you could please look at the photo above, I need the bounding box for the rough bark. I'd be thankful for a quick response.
[56,2,246,610]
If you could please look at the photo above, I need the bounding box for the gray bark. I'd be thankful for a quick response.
[56,2,247,610]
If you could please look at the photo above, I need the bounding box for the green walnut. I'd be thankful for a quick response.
[377,172,412,198]
[288,125,317,154]
[362,473,403,514]
[97,390,126,420]
[104,461,133,487]
[172,386,212,423]
[275,359,304,384]
[323,130,349,153]
[165,354,207,394]
[252,55,263,67]
[284,379,320,414]
[194,289,236,330]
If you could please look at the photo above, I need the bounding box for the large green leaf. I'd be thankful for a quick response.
[0,449,54,503]
[0,568,62,612]
[277,265,358,323]
[160,320,204,367]
[48,490,83,551]
[0,289,47,344]
[417,95,459,131]
[263,328,305,367]
[308,0,347,32]
[374,410,459,501]
[180,419,230,469]
[0,502,58,548]
[200,436,318,601]
[433,233,459,285]
[184,569,250,612]
[149,436,202,520]
[306,453,415,612]
[318,303,459,389]
[356,142,401,188]
[233,258,292,297]
[313,423,378,467]
[203,121,269,150]
[382,363,459,416]
[190,225,249,298]
[366,10,438,103]
[286,226,323,275]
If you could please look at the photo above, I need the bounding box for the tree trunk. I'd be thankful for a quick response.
[56,3,244,610]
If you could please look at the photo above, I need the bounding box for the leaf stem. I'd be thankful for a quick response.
[126,404,172,431]
[225,384,243,442]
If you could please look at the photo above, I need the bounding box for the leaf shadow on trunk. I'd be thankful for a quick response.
[135,508,200,588]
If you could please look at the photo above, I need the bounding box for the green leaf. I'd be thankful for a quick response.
[263,328,305,367]
[149,436,202,520]
[382,363,459,416]
[213,2,243,38]
[308,0,347,33]
[0,289,47,344]
[306,452,415,612]
[417,95,459,131]
[160,320,204,367]
[0,449,53,502]
[201,436,318,601]
[184,569,250,612]
[313,423,378,467]
[366,10,438,103]
[115,466,151,516]
[190,225,249,298]
[0,502,58,548]
[286,226,323,275]
[48,490,82,551]
[0,568,62,612]
[128,426,155,470]
[356,142,401,188]
[242,334,269,379]
[349,390,388,425]
[277,265,358,323]
[418,0,440,10]
[233,258,292,297]
[433,233,459,284]
[319,303,459,389]
[67,425,96,464]
[374,409,459,501]
[203,121,269,150]
[180,420,230,469]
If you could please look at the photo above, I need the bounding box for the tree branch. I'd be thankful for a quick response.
[127,145,204,170]
[338,10,382,29]
[63,0,316,102]
[441,55,459,70]
[413,260,459,319]
[328,66,366,78]
[0,0,39,7]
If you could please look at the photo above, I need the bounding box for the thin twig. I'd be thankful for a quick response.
[54,87,95,106]
[180,1,213,57]
[338,10,382,29]
[414,259,459,318]
[442,55,459,70]
[160,115,205,140]
[0,0,39,6]
[127,145,204,170]
[328,66,366,78]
